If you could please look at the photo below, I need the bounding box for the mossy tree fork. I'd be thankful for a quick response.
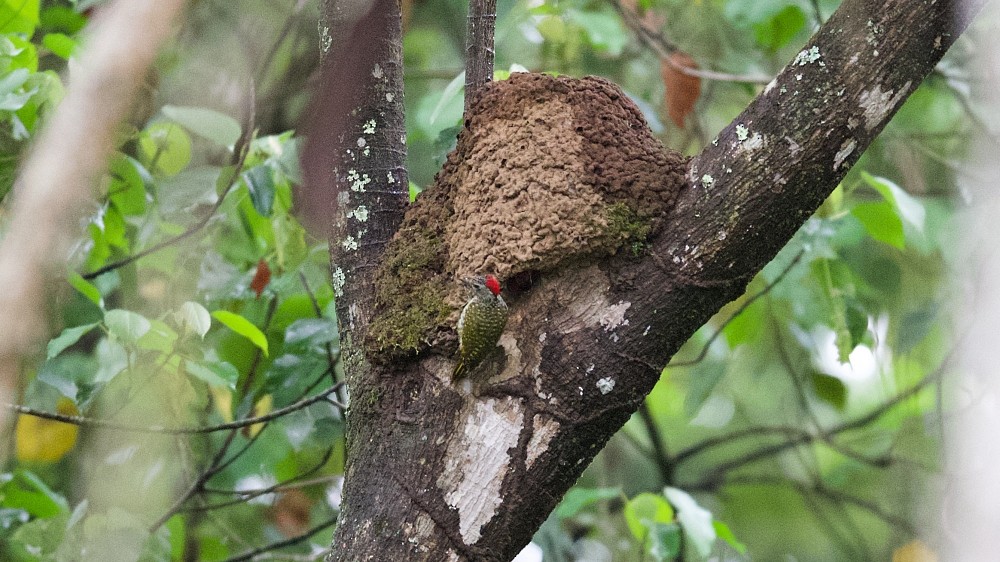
[307,0,986,560]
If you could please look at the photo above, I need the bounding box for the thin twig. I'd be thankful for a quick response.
[721,475,915,535]
[610,0,772,85]
[81,88,258,280]
[685,349,952,489]
[190,447,335,511]
[669,249,805,368]
[637,402,674,485]
[6,383,344,435]
[221,514,338,562]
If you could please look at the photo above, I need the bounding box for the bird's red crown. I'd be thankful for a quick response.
[485,275,502,296]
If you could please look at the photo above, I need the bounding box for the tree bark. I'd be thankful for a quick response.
[323,0,986,560]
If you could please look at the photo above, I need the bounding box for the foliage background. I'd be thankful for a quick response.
[0,0,990,560]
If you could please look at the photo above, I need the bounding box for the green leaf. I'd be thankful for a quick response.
[68,272,102,307]
[184,360,238,389]
[136,319,178,353]
[814,258,854,363]
[176,301,211,338]
[753,5,806,52]
[861,172,926,232]
[212,310,268,356]
[647,522,682,561]
[157,166,221,216]
[284,318,338,349]
[107,154,147,216]
[41,32,76,60]
[101,203,127,250]
[104,309,152,345]
[0,34,38,72]
[161,105,241,147]
[554,487,621,519]
[663,487,716,558]
[47,323,99,359]
[0,67,33,110]
[0,0,40,35]
[243,165,275,217]
[138,122,192,176]
[713,519,747,555]
[811,372,848,410]
[0,470,69,518]
[40,5,87,34]
[896,305,938,353]
[851,201,904,249]
[623,493,674,541]
[684,363,726,416]
[569,8,628,56]
[428,71,464,126]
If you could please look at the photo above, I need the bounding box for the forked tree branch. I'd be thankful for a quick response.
[319,0,987,560]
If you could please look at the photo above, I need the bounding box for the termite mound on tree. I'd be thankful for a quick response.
[368,72,688,363]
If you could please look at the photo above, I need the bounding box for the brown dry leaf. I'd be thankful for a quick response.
[270,489,314,538]
[661,52,701,128]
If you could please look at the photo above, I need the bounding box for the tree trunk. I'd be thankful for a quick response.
[321,0,985,559]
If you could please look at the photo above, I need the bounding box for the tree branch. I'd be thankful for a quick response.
[465,0,498,111]
[0,0,188,455]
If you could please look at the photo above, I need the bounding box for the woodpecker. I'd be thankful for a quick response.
[453,274,508,381]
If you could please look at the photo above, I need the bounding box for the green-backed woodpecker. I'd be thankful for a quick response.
[453,275,508,381]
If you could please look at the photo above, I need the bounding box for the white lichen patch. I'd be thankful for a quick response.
[332,267,346,297]
[833,138,857,170]
[372,63,383,79]
[701,174,715,190]
[596,377,615,395]
[348,205,369,222]
[859,81,911,130]
[733,124,763,153]
[525,415,560,469]
[342,235,358,251]
[319,25,332,54]
[357,137,366,148]
[743,132,764,151]
[793,46,821,66]
[386,92,394,102]
[599,301,631,332]
[347,169,371,192]
[362,119,377,135]
[438,398,525,544]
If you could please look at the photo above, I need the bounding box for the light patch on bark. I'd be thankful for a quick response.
[438,398,524,544]
[405,513,436,553]
[548,266,611,334]
[833,138,857,170]
[859,81,911,130]
[599,301,631,332]
[498,332,522,380]
[526,414,559,469]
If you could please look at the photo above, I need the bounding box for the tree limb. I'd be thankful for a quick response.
[0,0,188,458]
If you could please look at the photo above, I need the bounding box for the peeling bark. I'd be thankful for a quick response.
[323,0,986,560]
